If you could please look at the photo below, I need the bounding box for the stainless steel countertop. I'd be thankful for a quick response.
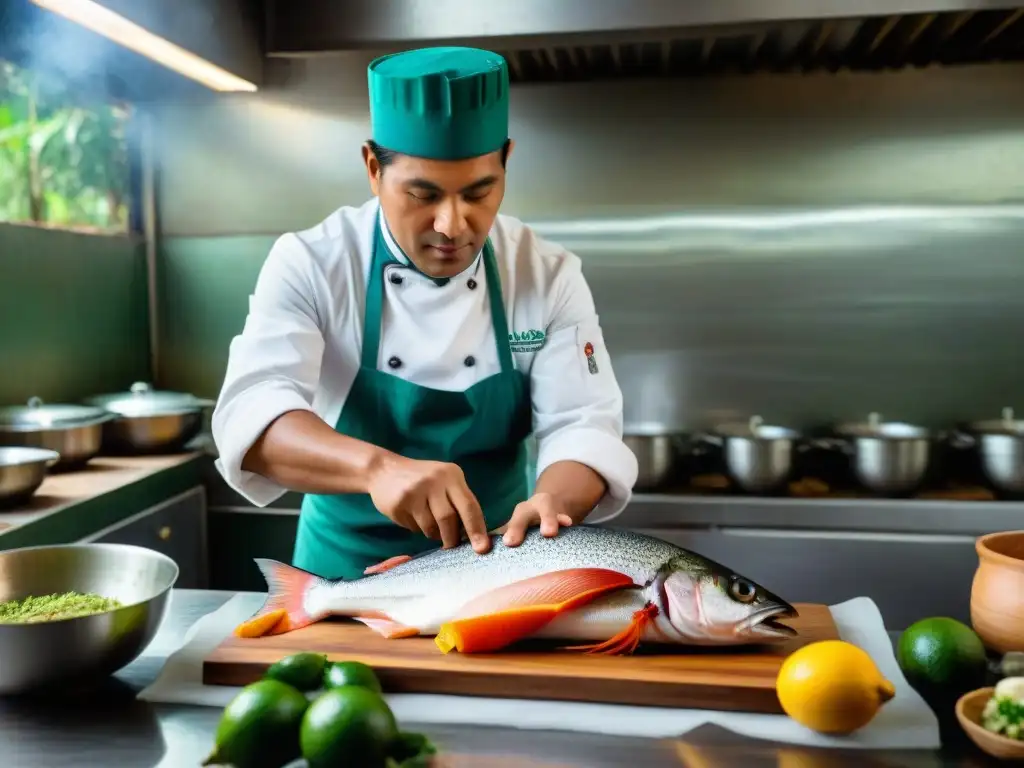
[0,589,1000,767]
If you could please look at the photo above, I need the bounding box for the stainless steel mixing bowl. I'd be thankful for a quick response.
[0,447,60,508]
[0,543,179,695]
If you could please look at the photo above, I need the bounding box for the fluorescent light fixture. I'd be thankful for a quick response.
[30,0,258,92]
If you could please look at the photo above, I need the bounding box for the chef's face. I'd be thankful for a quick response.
[364,141,513,279]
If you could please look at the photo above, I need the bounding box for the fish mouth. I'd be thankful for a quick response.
[746,604,799,638]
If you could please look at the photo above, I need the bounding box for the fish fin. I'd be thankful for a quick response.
[436,606,556,654]
[234,610,288,639]
[353,615,421,639]
[233,559,329,638]
[452,568,637,620]
[435,568,636,654]
[563,602,659,656]
[363,554,413,575]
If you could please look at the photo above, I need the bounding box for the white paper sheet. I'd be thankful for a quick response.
[137,592,940,749]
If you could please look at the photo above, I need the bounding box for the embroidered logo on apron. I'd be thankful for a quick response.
[584,341,599,374]
[509,329,546,353]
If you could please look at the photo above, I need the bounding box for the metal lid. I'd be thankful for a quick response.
[0,446,61,468]
[623,421,688,437]
[83,381,215,418]
[967,406,1024,436]
[835,412,930,439]
[0,397,111,431]
[715,415,800,440]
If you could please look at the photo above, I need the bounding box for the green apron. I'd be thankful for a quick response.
[293,220,533,580]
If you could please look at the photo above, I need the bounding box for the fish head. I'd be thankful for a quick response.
[654,553,798,643]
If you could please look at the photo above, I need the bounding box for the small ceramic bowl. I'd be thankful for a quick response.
[971,530,1024,655]
[956,687,1024,760]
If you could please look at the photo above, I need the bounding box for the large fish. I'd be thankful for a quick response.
[234,525,798,655]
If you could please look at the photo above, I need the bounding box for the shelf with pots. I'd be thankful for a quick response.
[625,408,1024,503]
[0,382,212,547]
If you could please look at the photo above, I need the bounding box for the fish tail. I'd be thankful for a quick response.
[233,559,332,638]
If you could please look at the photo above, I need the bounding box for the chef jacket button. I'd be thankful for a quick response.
[387,356,402,369]
[464,355,476,367]
[467,278,477,290]
[389,273,403,285]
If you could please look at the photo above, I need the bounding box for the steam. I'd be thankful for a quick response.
[13,4,113,94]
[12,0,219,104]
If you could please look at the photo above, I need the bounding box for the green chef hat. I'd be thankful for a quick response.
[367,46,509,161]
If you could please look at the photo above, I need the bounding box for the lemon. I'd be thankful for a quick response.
[776,640,896,735]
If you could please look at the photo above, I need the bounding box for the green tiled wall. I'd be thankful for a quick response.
[157,235,275,398]
[0,223,150,405]
[159,236,299,591]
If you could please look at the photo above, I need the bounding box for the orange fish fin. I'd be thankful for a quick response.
[436,606,557,654]
[233,559,328,638]
[452,568,637,620]
[564,602,659,656]
[363,554,413,575]
[234,609,288,638]
[353,615,421,639]
[435,568,637,654]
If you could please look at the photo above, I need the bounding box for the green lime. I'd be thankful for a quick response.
[202,679,309,768]
[324,660,383,694]
[300,685,399,768]
[264,651,329,691]
[897,617,988,698]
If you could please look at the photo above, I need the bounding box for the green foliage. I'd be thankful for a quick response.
[0,59,131,233]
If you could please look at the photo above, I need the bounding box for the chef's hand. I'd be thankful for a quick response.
[498,492,573,547]
[367,454,492,553]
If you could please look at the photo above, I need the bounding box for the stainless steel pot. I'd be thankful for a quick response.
[0,398,113,471]
[0,542,178,694]
[827,412,933,496]
[623,424,688,491]
[956,406,1024,495]
[703,415,801,494]
[0,447,61,508]
[83,382,215,454]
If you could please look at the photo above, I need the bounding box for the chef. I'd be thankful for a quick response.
[212,46,638,580]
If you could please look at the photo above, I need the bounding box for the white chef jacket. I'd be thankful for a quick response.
[212,197,638,521]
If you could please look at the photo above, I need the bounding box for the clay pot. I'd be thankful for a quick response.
[971,530,1024,654]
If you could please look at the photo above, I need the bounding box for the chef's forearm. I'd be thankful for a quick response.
[241,410,391,495]
[534,460,608,522]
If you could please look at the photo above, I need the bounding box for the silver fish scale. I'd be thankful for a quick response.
[339,525,689,601]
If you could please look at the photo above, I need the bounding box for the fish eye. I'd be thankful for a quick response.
[728,577,757,604]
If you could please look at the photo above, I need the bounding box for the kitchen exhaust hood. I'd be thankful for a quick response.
[266,0,1024,81]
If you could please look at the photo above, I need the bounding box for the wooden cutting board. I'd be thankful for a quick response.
[203,602,838,714]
